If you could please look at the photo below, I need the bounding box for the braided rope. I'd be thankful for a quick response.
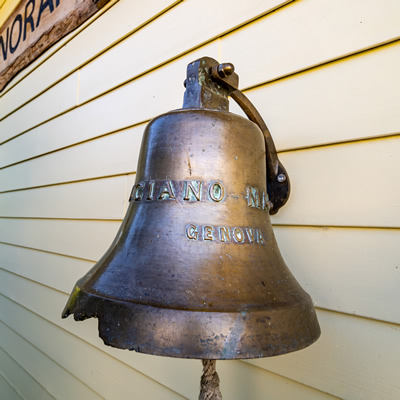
[199,359,222,400]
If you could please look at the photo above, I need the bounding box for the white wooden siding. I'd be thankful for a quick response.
[1,0,400,399]
[0,322,103,399]
[0,176,130,219]
[0,42,219,167]
[220,0,400,89]
[1,346,54,400]
[2,41,400,168]
[0,0,179,116]
[230,41,400,149]
[0,373,22,400]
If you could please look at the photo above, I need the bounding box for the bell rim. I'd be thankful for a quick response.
[63,286,320,360]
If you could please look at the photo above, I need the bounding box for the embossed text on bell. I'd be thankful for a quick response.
[62,56,320,361]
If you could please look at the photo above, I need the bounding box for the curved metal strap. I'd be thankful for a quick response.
[210,63,290,214]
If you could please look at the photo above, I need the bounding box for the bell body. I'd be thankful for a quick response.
[63,107,320,359]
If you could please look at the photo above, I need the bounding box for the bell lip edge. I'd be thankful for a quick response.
[61,289,321,360]
[98,328,321,360]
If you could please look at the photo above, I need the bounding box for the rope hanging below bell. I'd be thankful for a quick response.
[199,360,222,400]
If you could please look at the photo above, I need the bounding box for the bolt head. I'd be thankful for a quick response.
[277,174,287,183]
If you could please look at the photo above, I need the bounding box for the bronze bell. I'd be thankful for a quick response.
[62,57,320,359]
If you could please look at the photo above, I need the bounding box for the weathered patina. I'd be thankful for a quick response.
[62,57,320,359]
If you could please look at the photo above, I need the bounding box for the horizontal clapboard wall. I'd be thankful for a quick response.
[1,0,399,399]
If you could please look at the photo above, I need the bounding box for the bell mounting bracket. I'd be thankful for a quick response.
[183,57,290,214]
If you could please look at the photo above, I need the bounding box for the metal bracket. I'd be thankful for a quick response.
[209,62,290,215]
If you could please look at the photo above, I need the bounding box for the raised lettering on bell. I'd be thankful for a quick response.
[130,180,226,203]
[186,223,265,244]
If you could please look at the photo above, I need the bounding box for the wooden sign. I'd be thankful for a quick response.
[0,0,111,91]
